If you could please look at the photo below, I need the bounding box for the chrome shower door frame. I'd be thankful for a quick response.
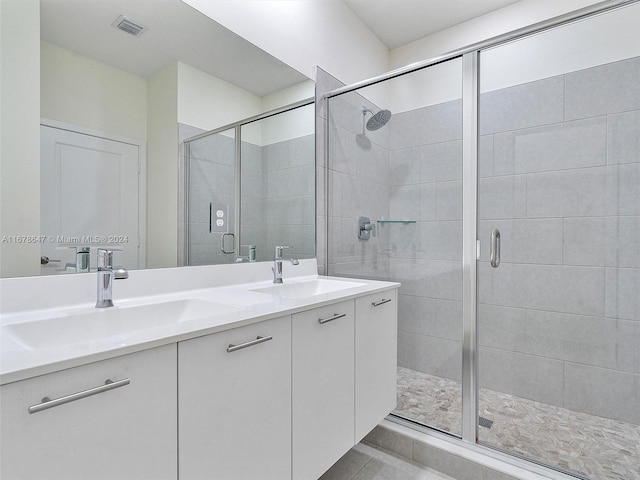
[461,51,479,445]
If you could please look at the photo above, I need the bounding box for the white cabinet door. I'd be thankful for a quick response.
[355,289,398,442]
[292,300,355,480]
[178,316,292,480]
[0,345,177,480]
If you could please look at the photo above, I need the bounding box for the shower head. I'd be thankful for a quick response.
[363,107,392,131]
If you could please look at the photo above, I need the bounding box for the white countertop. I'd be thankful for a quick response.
[0,260,398,385]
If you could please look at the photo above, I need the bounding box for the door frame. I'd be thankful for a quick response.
[40,118,147,269]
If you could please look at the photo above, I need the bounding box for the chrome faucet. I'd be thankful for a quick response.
[272,245,299,284]
[96,249,128,308]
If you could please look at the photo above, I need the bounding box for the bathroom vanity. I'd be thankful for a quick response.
[0,260,398,480]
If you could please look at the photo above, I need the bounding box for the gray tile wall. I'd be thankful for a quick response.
[263,135,315,261]
[478,56,640,424]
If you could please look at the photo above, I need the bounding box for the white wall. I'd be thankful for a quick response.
[0,0,41,277]
[177,63,314,146]
[263,80,315,111]
[147,63,179,268]
[261,103,315,146]
[262,82,316,145]
[480,2,640,92]
[40,42,147,140]
[181,0,389,86]
[177,62,263,133]
[386,0,640,112]
[389,0,607,69]
[183,0,635,117]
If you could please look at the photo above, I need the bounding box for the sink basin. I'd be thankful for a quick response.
[5,299,240,350]
[251,279,366,298]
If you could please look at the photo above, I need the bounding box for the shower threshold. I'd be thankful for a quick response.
[394,367,640,480]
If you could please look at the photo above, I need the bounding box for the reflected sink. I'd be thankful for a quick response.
[5,299,240,350]
[251,279,366,298]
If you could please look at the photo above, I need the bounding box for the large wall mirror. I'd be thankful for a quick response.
[2,0,315,278]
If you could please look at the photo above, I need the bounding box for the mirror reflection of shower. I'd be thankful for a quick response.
[356,106,392,150]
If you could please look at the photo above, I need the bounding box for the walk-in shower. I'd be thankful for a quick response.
[324,2,640,479]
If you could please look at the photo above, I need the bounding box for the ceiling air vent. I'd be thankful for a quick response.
[112,15,148,37]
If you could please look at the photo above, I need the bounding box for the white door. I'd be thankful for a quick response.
[40,126,141,272]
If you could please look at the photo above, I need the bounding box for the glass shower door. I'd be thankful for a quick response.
[477,4,640,479]
[327,57,465,436]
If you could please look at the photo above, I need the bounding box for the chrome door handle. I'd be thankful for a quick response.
[227,335,273,353]
[318,313,347,324]
[28,378,130,414]
[490,228,501,268]
[372,298,392,307]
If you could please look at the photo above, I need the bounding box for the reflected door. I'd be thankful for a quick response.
[40,126,141,273]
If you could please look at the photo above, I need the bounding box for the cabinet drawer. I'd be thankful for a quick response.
[0,345,177,480]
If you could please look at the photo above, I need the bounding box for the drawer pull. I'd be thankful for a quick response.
[372,298,392,307]
[318,313,346,324]
[28,378,130,414]
[227,335,273,353]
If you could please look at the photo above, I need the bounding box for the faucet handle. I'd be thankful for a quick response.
[97,248,113,269]
[275,245,290,258]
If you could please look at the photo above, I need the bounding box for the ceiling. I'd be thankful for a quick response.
[40,0,522,96]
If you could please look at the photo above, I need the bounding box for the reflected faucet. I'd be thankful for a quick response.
[272,246,299,284]
[96,249,128,308]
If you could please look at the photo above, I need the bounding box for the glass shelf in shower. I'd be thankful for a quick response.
[376,220,416,224]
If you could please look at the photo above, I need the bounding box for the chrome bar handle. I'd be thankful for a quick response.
[227,335,273,353]
[490,228,501,268]
[372,298,392,307]
[221,233,235,254]
[28,378,130,414]
[318,313,347,324]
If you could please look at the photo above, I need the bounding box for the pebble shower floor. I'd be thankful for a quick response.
[394,367,640,480]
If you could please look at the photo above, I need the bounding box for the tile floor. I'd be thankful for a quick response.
[320,442,457,480]
[394,367,640,480]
